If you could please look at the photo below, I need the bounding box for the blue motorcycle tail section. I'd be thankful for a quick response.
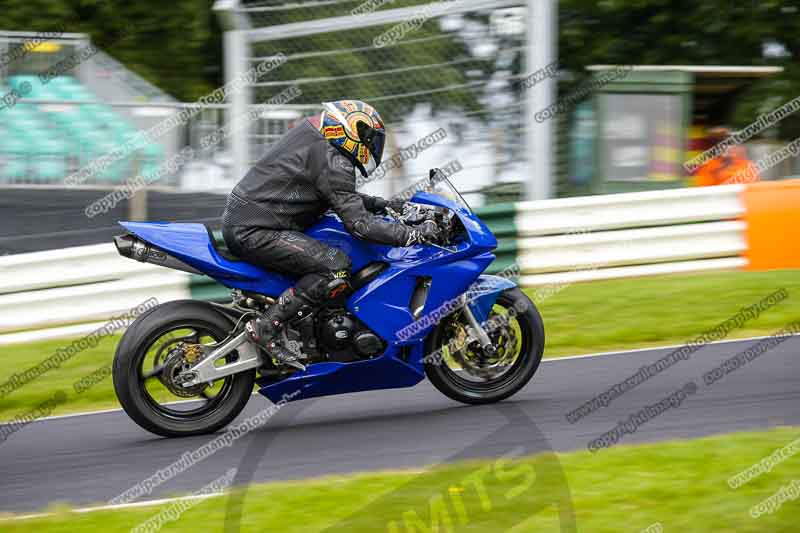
[120,221,293,296]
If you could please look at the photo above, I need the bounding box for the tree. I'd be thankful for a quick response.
[558,0,800,139]
[0,0,221,100]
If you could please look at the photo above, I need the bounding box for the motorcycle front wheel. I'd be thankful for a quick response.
[423,288,544,404]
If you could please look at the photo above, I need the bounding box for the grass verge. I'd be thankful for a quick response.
[1,426,798,532]
[532,268,800,356]
[1,269,798,420]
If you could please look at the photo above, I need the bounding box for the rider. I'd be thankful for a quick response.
[222,100,440,368]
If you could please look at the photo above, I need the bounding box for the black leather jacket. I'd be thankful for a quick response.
[222,119,414,247]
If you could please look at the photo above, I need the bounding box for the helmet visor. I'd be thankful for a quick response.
[364,128,385,167]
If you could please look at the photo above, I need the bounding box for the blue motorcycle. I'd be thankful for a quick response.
[111,170,544,437]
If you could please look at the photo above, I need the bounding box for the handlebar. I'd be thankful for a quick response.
[389,202,460,251]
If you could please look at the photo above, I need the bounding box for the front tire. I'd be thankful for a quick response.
[113,300,255,437]
[424,288,544,404]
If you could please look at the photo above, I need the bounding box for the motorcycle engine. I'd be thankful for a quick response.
[316,308,383,362]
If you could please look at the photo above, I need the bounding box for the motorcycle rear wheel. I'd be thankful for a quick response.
[113,300,255,437]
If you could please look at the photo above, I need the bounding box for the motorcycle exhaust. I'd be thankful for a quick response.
[114,234,201,275]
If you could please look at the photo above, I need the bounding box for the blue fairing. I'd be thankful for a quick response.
[119,191,509,403]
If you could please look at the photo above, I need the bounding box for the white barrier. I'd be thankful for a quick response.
[0,243,165,295]
[515,184,747,283]
[515,184,744,236]
[0,245,190,334]
[518,221,747,273]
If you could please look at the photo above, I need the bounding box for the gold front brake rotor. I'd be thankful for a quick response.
[445,320,481,367]
[445,311,519,379]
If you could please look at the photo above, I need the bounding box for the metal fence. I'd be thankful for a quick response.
[214,0,553,205]
[1,4,558,203]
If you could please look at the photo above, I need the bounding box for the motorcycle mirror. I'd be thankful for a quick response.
[429,168,439,189]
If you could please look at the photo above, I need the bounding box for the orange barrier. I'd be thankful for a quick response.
[741,179,800,270]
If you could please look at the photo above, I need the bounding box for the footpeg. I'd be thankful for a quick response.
[263,338,307,372]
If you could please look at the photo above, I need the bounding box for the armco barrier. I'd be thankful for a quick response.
[513,185,749,286]
[476,183,750,285]
[0,243,191,334]
[1,180,799,341]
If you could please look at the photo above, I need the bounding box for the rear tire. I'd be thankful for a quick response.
[424,288,544,404]
[113,300,255,437]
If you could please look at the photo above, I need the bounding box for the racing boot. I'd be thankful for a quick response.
[246,287,314,371]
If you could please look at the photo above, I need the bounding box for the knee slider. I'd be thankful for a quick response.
[298,271,350,302]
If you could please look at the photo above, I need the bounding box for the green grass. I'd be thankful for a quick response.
[531,269,800,357]
[2,426,798,532]
[1,269,797,421]
[0,333,121,421]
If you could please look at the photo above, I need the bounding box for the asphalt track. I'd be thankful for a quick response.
[1,336,798,513]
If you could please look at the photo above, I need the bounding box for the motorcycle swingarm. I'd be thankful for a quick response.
[181,331,264,387]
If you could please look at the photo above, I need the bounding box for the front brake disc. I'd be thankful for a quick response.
[449,311,519,380]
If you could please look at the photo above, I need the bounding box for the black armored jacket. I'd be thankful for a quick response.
[222,119,414,247]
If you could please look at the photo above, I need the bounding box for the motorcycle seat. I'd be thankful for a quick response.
[205,225,241,262]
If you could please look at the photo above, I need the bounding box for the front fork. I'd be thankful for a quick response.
[460,295,497,356]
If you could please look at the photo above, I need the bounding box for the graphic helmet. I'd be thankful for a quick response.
[319,100,386,177]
